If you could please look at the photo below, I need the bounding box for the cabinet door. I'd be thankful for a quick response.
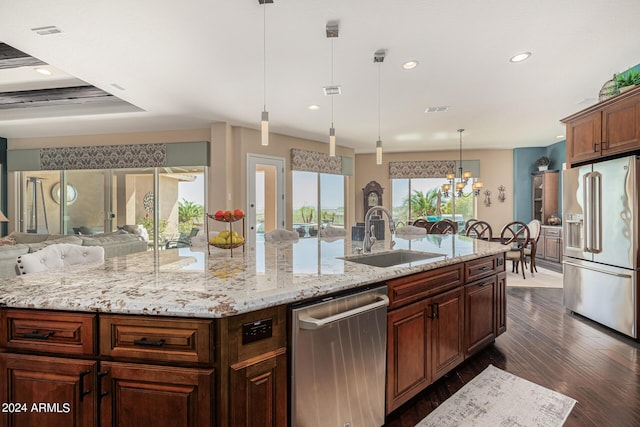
[229,349,286,427]
[0,353,97,427]
[464,276,497,357]
[100,361,214,427]
[545,237,561,262]
[430,287,464,382]
[495,272,507,336]
[566,110,602,165]
[601,95,640,157]
[386,299,431,414]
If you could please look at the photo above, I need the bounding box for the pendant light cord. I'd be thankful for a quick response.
[377,62,381,140]
[458,129,463,178]
[331,38,334,126]
[263,2,267,112]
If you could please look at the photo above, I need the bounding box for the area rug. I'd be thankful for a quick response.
[507,266,563,288]
[415,365,576,427]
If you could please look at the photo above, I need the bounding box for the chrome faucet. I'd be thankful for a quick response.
[363,205,396,253]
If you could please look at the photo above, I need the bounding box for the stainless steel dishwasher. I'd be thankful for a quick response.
[291,285,388,427]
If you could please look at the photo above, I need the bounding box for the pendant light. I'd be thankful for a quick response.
[374,50,385,165]
[259,0,273,146]
[326,22,339,157]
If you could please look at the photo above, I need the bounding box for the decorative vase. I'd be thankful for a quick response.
[538,165,548,171]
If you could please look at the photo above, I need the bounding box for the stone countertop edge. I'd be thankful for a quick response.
[0,238,509,318]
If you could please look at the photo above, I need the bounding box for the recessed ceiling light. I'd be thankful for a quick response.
[557,135,565,139]
[402,60,419,70]
[34,68,52,76]
[509,52,531,63]
[110,83,125,91]
[308,105,320,110]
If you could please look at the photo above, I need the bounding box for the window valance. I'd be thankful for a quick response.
[8,141,209,171]
[389,159,480,179]
[290,148,343,175]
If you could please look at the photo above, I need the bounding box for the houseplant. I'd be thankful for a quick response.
[614,68,640,93]
[535,156,551,171]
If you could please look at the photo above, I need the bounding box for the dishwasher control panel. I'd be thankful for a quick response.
[242,318,273,344]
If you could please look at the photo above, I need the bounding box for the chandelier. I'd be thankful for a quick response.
[441,129,483,198]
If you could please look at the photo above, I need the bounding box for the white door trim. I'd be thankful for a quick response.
[246,154,286,244]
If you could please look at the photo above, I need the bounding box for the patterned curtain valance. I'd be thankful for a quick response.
[291,148,342,175]
[389,160,456,179]
[40,144,167,170]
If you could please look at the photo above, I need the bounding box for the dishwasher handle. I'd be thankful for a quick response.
[298,294,389,330]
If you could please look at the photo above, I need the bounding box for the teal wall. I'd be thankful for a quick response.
[513,140,566,224]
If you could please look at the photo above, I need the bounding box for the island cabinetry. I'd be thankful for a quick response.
[464,275,497,356]
[98,315,216,427]
[0,353,98,427]
[0,310,99,427]
[99,361,214,427]
[385,264,464,413]
[385,254,505,414]
[217,306,287,427]
[563,86,640,166]
[99,315,214,365]
[496,272,507,335]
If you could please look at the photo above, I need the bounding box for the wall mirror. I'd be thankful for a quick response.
[51,182,78,205]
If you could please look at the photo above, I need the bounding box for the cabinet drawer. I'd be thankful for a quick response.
[0,309,96,356]
[386,264,463,309]
[544,227,561,237]
[464,254,504,283]
[100,315,214,365]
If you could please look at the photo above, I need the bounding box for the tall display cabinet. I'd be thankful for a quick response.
[531,170,559,224]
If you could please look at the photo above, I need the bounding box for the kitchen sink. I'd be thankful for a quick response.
[340,249,444,268]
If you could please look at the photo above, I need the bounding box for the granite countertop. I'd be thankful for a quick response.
[0,235,509,318]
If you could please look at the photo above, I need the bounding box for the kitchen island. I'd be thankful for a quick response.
[0,235,509,427]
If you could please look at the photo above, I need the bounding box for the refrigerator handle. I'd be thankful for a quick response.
[583,172,592,253]
[592,172,602,253]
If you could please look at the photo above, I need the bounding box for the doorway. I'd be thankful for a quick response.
[247,154,285,244]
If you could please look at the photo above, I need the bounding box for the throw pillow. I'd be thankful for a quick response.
[0,235,16,246]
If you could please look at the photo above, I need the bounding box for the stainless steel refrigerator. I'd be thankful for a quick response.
[563,155,639,338]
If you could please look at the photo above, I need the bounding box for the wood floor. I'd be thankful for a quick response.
[384,287,640,427]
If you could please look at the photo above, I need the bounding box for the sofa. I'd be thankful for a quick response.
[0,230,148,278]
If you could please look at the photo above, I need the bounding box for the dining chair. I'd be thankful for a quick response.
[523,219,541,275]
[500,221,530,279]
[411,218,430,229]
[464,218,478,234]
[465,220,493,241]
[429,219,456,234]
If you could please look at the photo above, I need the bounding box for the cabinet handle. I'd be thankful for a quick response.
[479,281,492,287]
[133,337,165,347]
[594,142,599,152]
[97,371,109,398]
[428,303,440,319]
[478,266,491,271]
[78,369,91,401]
[23,330,54,339]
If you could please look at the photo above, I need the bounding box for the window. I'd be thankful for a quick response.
[391,177,476,227]
[292,171,345,238]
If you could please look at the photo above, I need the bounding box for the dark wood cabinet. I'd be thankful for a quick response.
[495,272,507,336]
[100,361,214,427]
[0,353,98,427]
[563,86,640,167]
[386,253,504,414]
[386,298,431,413]
[464,275,497,357]
[429,287,464,382]
[229,349,287,427]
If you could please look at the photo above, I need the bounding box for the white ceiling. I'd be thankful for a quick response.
[1,0,639,153]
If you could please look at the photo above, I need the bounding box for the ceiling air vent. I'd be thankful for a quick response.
[323,85,341,96]
[31,26,62,36]
[425,106,450,113]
